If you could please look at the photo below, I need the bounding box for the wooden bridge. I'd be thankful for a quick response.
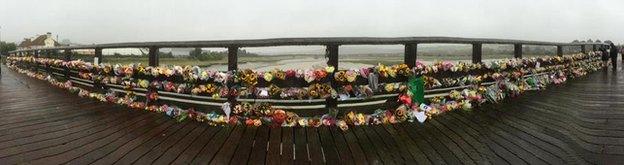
[0,61,623,164]
[1,36,622,164]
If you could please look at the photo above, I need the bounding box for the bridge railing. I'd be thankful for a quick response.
[6,37,608,116]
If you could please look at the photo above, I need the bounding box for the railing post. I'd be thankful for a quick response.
[472,43,482,64]
[514,44,522,59]
[34,50,39,58]
[581,45,587,54]
[227,46,238,110]
[592,45,597,51]
[64,49,72,79]
[556,46,563,56]
[228,47,238,71]
[94,48,102,65]
[325,44,339,110]
[404,43,418,68]
[148,47,159,67]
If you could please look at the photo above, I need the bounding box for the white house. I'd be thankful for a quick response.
[17,32,62,50]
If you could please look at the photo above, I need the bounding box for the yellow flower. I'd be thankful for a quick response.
[385,83,395,92]
[325,66,335,73]
[263,72,273,82]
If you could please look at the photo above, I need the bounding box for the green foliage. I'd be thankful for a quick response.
[0,41,17,55]
[188,48,225,61]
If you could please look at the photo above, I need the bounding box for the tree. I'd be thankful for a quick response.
[595,39,602,43]
[189,48,203,59]
[586,39,593,43]
[0,42,17,55]
[572,40,579,43]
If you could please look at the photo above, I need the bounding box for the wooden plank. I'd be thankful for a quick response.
[152,123,209,165]
[332,127,364,165]
[280,127,294,164]
[372,125,416,164]
[393,124,446,164]
[318,127,341,165]
[60,117,176,164]
[230,126,258,165]
[0,110,150,160]
[191,126,234,164]
[419,120,475,164]
[170,126,222,164]
[305,127,323,165]
[0,113,158,164]
[445,112,525,164]
[30,116,170,164]
[435,113,508,164]
[382,124,431,165]
[351,126,383,164]
[294,127,309,164]
[428,119,484,163]
[113,121,196,164]
[209,126,246,165]
[247,126,270,165]
[265,127,282,165]
[362,125,401,164]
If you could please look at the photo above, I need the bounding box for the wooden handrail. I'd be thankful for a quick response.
[9,36,607,53]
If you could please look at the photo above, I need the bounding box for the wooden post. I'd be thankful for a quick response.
[94,48,102,65]
[148,47,159,67]
[472,43,482,64]
[581,45,587,54]
[514,44,522,59]
[34,50,39,58]
[404,43,418,68]
[592,45,597,51]
[556,46,563,56]
[64,49,72,79]
[325,44,339,110]
[226,46,238,109]
[228,47,238,71]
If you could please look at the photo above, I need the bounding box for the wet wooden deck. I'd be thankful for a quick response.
[1,64,623,165]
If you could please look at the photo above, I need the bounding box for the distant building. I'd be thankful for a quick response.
[17,32,62,50]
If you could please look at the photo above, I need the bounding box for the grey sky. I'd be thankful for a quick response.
[1,0,623,45]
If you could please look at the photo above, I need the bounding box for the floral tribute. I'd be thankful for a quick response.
[5,51,604,130]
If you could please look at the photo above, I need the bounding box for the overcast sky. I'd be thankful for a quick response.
[1,0,623,45]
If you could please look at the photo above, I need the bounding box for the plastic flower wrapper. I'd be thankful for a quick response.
[395,104,409,122]
[313,69,328,80]
[334,71,347,82]
[345,70,358,82]
[239,69,258,87]
[262,71,274,82]
[325,66,335,73]
[336,120,349,131]
[308,118,322,127]
[321,114,336,126]
[285,70,297,79]
[146,91,159,101]
[137,79,149,89]
[268,84,282,97]
[304,70,316,83]
[272,69,286,80]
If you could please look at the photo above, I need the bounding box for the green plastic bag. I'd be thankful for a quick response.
[408,76,425,104]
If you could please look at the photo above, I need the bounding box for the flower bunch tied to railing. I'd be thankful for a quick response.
[5,51,603,130]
